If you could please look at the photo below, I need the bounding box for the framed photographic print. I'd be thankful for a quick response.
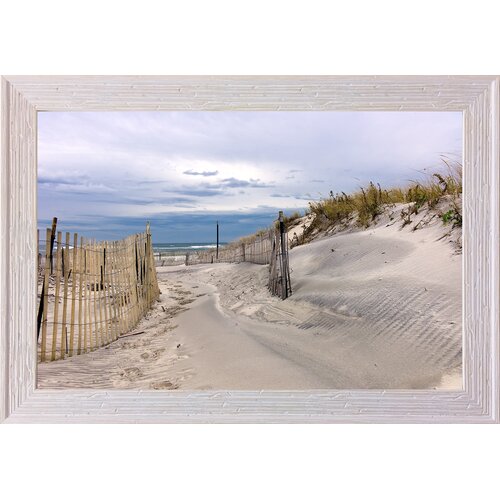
[1,76,499,423]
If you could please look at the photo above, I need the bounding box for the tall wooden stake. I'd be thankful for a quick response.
[49,217,58,273]
[39,228,51,360]
[216,221,219,260]
[278,211,290,299]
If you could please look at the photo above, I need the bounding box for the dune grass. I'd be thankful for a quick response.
[304,160,462,239]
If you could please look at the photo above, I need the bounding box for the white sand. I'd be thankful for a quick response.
[38,204,462,390]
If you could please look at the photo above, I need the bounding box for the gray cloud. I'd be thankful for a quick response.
[173,187,227,197]
[270,193,312,200]
[210,177,275,189]
[183,169,219,177]
[38,174,115,194]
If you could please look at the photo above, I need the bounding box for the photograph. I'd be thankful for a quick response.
[35,110,463,390]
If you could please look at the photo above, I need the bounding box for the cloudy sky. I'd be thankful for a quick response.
[38,111,462,243]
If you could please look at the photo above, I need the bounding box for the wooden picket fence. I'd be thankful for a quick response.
[36,220,160,362]
[187,211,292,299]
[186,230,273,266]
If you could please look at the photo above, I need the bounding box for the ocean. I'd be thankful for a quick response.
[38,242,223,254]
[152,242,226,257]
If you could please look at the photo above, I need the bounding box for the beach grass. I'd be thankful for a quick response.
[303,160,462,239]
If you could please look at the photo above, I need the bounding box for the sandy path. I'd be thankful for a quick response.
[38,211,462,390]
[162,276,330,389]
[37,267,339,390]
[37,266,336,390]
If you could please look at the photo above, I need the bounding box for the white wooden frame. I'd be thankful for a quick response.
[0,76,498,423]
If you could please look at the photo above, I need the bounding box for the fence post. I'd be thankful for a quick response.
[215,220,218,260]
[49,217,57,273]
[77,236,87,354]
[69,232,78,356]
[278,211,292,299]
[114,239,126,337]
[37,229,40,273]
[51,232,62,360]
[60,232,71,358]
[107,240,118,342]
[91,240,99,349]
[39,227,52,361]
[84,239,92,353]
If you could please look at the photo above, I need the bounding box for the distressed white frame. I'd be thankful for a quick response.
[0,76,498,423]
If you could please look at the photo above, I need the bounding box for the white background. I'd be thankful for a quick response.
[1,1,499,498]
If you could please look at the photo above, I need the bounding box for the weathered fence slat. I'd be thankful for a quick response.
[84,240,91,353]
[77,235,84,355]
[115,240,126,337]
[96,241,105,346]
[108,240,118,342]
[60,232,70,358]
[40,227,51,361]
[69,232,78,356]
[51,232,62,361]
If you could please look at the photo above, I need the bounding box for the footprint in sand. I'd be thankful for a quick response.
[178,298,195,305]
[121,338,152,350]
[120,367,143,381]
[150,324,178,338]
[164,305,187,318]
[140,348,166,360]
[150,380,179,390]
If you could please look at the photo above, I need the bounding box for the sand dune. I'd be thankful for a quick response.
[38,205,462,390]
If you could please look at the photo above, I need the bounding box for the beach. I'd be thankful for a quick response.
[37,203,462,390]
